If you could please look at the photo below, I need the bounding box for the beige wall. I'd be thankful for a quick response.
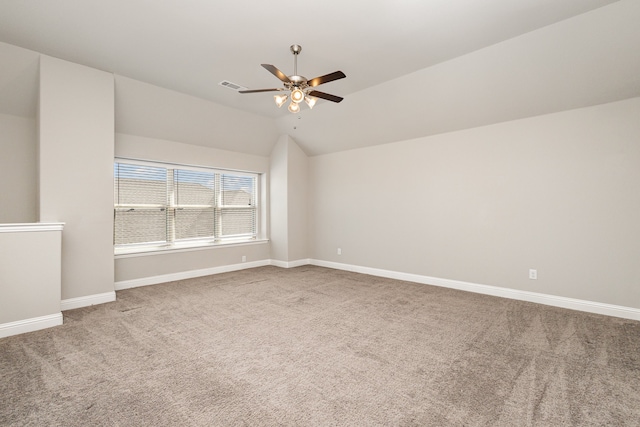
[115,243,270,283]
[287,139,309,262]
[0,226,62,325]
[0,41,39,118]
[114,133,271,282]
[115,133,269,174]
[2,40,638,316]
[39,55,115,300]
[270,136,309,264]
[270,136,289,262]
[0,113,36,223]
[115,75,279,157]
[309,97,640,309]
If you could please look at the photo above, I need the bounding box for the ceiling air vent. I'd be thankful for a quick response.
[219,80,247,91]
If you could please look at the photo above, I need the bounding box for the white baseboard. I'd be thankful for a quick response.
[270,258,311,269]
[109,257,640,321]
[0,312,63,339]
[61,291,116,311]
[115,259,271,290]
[310,259,640,321]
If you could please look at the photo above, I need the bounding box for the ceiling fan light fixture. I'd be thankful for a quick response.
[304,95,317,109]
[288,101,300,113]
[274,94,288,107]
[291,88,305,103]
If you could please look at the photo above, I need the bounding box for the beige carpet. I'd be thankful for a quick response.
[1,265,639,426]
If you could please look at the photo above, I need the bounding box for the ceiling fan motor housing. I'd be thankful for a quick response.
[289,75,308,88]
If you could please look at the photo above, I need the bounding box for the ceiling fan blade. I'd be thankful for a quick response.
[238,88,281,93]
[308,71,346,87]
[308,90,343,103]
[261,64,291,83]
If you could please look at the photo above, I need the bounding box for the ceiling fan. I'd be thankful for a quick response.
[239,44,346,113]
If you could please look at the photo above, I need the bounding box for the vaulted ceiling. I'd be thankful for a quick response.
[1,0,639,156]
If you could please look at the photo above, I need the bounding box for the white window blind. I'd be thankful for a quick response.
[219,173,256,239]
[114,163,168,245]
[114,160,258,252]
[172,169,216,241]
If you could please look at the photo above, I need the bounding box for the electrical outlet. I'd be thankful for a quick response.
[242,255,246,263]
[337,248,342,255]
[529,269,537,280]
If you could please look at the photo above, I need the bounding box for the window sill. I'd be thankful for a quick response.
[114,238,269,259]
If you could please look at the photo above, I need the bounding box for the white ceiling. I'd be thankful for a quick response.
[1,0,639,156]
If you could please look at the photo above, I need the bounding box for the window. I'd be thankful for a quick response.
[114,160,258,254]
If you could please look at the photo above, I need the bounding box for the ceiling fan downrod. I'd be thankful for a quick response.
[290,44,302,77]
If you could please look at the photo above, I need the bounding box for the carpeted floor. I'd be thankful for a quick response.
[1,265,639,426]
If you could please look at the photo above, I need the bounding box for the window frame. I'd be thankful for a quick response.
[114,158,263,256]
